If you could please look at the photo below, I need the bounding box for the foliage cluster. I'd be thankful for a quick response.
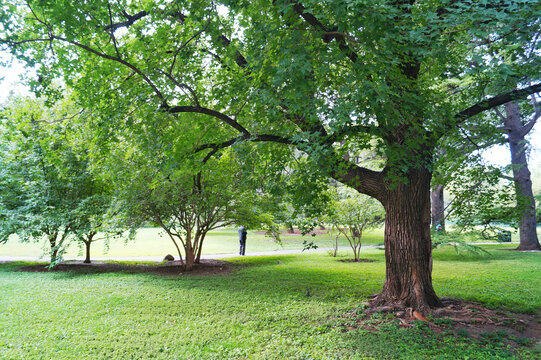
[0,0,540,310]
[0,97,118,267]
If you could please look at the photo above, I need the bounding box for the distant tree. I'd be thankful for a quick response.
[71,193,118,263]
[431,94,540,251]
[494,97,540,250]
[326,187,384,262]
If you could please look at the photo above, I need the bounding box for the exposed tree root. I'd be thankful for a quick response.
[343,297,540,350]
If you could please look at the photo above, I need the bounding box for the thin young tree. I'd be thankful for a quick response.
[327,187,384,262]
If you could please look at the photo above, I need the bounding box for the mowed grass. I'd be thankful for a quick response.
[0,245,539,359]
[0,227,386,259]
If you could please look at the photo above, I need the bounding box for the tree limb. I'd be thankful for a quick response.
[164,105,251,136]
[104,10,148,32]
[520,111,539,138]
[52,35,166,100]
[493,106,506,121]
[330,161,385,201]
[291,2,358,63]
[455,83,541,120]
[520,94,541,137]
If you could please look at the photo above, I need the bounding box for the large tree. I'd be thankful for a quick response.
[1,0,540,312]
[430,95,540,250]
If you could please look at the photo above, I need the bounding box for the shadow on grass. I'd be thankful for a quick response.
[0,254,385,305]
[1,249,538,313]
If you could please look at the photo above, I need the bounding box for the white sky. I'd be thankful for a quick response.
[0,56,29,103]
[1,55,540,171]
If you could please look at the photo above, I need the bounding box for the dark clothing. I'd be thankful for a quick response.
[239,226,247,255]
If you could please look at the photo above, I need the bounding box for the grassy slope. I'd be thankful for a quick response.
[0,245,539,359]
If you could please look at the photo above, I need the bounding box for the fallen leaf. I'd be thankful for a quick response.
[413,311,428,322]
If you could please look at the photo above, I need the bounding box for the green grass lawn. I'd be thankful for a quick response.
[0,227,386,259]
[0,244,539,359]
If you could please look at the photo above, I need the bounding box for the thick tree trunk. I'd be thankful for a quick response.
[372,167,442,314]
[48,233,59,268]
[184,232,195,271]
[51,247,59,266]
[505,102,541,251]
[431,184,445,231]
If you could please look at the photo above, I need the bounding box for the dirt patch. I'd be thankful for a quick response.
[254,228,328,236]
[338,259,377,263]
[344,297,540,349]
[16,259,234,276]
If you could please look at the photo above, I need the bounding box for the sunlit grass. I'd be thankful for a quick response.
[2,224,538,260]
[0,226,385,259]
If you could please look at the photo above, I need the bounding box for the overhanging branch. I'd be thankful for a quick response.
[291,2,358,63]
[104,10,148,32]
[164,105,251,136]
[455,83,541,120]
[195,134,295,163]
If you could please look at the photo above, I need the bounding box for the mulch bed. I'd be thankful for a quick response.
[17,259,234,276]
[338,259,377,263]
[343,297,540,349]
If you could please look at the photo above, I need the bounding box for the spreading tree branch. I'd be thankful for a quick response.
[164,105,250,136]
[291,2,358,63]
[455,83,541,120]
[520,94,541,137]
[104,10,148,32]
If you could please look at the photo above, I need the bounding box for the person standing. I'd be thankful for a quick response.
[238,225,247,256]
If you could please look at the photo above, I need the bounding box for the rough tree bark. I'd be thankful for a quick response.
[371,167,442,313]
[184,231,195,271]
[503,101,540,250]
[431,184,446,231]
